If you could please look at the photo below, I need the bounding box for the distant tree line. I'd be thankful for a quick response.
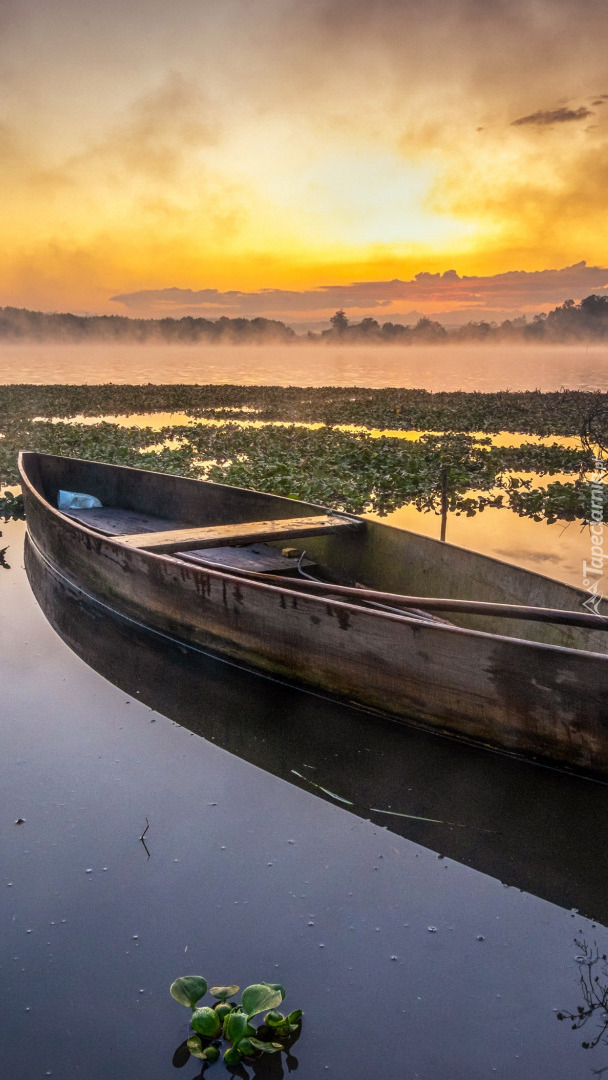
[1,294,608,344]
[0,308,296,344]
[316,294,608,343]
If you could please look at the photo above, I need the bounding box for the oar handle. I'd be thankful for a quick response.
[269,575,608,630]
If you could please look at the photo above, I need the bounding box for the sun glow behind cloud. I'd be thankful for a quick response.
[298,151,476,248]
[1,0,608,315]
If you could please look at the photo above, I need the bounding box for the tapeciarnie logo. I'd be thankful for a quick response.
[582,591,604,616]
[581,455,606,617]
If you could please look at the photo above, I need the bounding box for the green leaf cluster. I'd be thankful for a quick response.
[170,974,301,1067]
[2,384,604,528]
[2,384,607,436]
[0,490,24,521]
[508,480,608,524]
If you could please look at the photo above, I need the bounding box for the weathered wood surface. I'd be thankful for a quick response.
[62,506,185,535]
[116,513,363,553]
[185,565,608,632]
[183,544,314,573]
[18,451,608,776]
[299,521,608,653]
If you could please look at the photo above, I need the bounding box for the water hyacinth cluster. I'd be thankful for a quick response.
[1,385,605,527]
[0,490,24,521]
[170,975,302,1066]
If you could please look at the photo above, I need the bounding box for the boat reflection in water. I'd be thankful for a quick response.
[26,533,608,928]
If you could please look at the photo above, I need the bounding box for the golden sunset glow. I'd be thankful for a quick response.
[2,0,608,322]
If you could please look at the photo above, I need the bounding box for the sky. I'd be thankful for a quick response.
[2,0,608,326]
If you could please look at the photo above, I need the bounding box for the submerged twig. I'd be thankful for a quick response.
[291,769,495,832]
[291,769,354,805]
[139,818,151,858]
[370,807,467,827]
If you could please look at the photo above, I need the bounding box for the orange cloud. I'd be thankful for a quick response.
[111,262,608,322]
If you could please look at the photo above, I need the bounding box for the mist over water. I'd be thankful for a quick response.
[1,341,607,389]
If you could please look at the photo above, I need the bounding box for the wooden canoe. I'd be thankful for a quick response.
[18,451,608,776]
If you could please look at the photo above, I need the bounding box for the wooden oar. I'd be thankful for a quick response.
[176,552,608,632]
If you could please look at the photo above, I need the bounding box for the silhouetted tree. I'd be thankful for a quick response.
[412,317,447,342]
[330,310,349,335]
[581,294,608,317]
[358,317,380,335]
[3,293,608,345]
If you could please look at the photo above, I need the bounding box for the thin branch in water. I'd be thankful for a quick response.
[558,939,608,1056]
[139,818,151,858]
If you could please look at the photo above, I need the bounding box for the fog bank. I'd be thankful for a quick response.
[1,342,607,391]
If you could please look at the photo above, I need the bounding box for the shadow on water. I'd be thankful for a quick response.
[25,533,608,928]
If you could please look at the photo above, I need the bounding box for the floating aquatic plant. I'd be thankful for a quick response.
[0,490,24,521]
[1,385,605,528]
[170,974,302,1067]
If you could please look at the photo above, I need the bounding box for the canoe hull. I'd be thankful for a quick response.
[20,452,608,776]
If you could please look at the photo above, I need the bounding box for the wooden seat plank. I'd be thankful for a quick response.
[61,506,186,536]
[182,543,315,573]
[116,514,363,554]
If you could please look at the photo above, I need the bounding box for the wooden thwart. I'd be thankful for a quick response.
[117,513,363,554]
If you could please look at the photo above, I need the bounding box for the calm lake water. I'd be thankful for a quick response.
[3,347,607,1076]
[1,341,608,390]
[2,517,608,1080]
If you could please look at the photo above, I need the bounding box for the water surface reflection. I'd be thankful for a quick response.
[2,341,608,389]
[1,518,607,1080]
